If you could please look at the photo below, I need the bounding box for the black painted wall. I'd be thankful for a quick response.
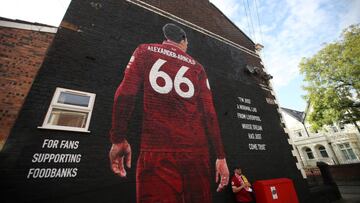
[0,0,310,202]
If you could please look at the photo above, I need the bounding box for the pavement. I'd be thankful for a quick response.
[332,194,360,203]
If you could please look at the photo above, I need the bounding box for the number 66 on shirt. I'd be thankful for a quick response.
[149,58,195,98]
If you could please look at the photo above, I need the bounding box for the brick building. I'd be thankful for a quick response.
[0,17,57,150]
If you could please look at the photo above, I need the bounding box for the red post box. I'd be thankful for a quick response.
[253,178,299,203]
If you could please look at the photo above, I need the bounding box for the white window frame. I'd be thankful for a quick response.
[338,143,358,161]
[38,87,96,133]
[304,147,314,160]
[318,146,329,158]
[339,123,345,131]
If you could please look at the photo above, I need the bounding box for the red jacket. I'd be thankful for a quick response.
[110,41,225,158]
[231,174,253,202]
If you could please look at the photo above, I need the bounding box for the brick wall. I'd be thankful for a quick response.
[0,26,55,150]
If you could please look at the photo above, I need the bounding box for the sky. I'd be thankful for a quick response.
[1,0,360,111]
[209,0,360,111]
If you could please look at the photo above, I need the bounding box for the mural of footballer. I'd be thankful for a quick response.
[109,23,229,202]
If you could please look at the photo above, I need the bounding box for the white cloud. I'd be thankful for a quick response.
[211,0,360,98]
[211,0,265,41]
[235,19,250,37]
[339,0,360,31]
[261,0,337,88]
[209,1,359,110]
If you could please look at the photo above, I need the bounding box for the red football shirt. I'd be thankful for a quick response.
[110,40,225,158]
[231,174,253,202]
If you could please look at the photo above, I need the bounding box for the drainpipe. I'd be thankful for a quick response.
[295,145,305,168]
[327,142,340,165]
[302,122,310,137]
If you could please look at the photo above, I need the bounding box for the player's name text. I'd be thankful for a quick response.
[147,45,196,65]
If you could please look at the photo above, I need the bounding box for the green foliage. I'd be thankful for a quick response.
[300,24,360,131]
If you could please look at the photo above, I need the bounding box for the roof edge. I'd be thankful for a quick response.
[209,2,255,46]
[281,107,305,123]
[0,17,58,33]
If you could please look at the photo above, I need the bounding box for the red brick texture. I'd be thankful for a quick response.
[0,27,55,150]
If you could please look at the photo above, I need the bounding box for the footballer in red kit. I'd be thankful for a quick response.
[109,23,229,202]
[231,167,254,203]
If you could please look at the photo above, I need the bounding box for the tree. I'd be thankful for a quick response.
[300,24,360,132]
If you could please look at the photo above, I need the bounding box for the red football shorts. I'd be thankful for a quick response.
[136,151,211,203]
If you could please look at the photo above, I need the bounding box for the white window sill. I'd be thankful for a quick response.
[38,126,90,133]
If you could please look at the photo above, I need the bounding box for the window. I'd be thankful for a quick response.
[338,143,358,161]
[39,88,96,132]
[297,132,302,137]
[339,123,345,130]
[305,147,314,159]
[318,146,329,158]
